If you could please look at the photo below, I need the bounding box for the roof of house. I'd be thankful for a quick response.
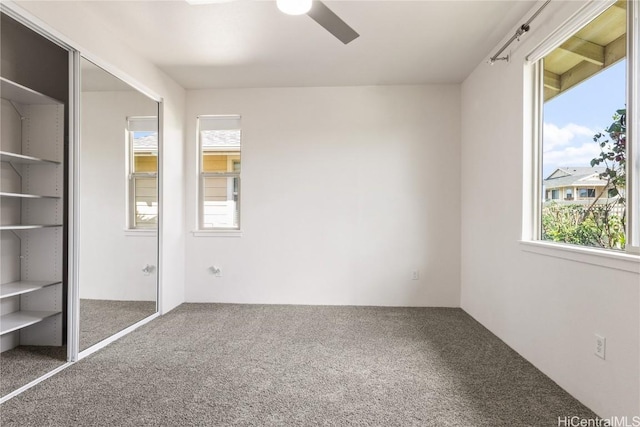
[133,134,158,152]
[202,129,241,150]
[546,167,606,179]
[543,167,608,189]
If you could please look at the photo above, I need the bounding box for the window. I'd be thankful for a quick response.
[528,1,639,253]
[565,189,573,200]
[578,188,597,199]
[551,189,560,200]
[127,117,158,229]
[197,115,241,230]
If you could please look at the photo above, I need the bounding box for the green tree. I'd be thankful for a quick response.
[590,108,626,200]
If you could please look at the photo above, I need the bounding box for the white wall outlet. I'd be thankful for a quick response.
[412,270,419,280]
[595,334,606,360]
[142,264,155,276]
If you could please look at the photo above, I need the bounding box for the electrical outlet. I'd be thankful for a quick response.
[412,270,419,280]
[595,334,606,360]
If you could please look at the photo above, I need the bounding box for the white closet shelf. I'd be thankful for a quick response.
[0,281,61,299]
[0,311,60,335]
[0,224,62,230]
[0,151,60,166]
[0,192,60,199]
[1,77,62,105]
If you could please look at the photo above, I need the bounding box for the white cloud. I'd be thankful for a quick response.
[544,142,602,172]
[543,122,595,151]
[542,123,600,173]
[542,122,603,175]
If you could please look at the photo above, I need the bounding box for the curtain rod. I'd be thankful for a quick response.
[489,0,552,64]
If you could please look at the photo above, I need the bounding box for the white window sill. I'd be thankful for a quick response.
[124,229,157,237]
[519,240,640,274]
[192,229,242,238]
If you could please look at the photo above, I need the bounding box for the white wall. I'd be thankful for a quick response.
[461,1,639,419]
[79,91,157,301]
[186,85,461,306]
[11,0,187,313]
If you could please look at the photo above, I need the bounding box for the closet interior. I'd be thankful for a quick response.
[0,12,69,396]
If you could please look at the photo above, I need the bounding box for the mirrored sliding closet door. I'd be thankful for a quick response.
[78,57,159,352]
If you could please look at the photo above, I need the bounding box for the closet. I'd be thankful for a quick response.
[0,8,161,401]
[0,11,69,398]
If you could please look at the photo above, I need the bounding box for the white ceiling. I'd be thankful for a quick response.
[81,0,536,90]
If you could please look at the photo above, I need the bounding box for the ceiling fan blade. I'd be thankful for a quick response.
[307,1,359,45]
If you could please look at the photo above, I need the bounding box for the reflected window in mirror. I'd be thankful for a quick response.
[198,115,241,230]
[127,116,158,229]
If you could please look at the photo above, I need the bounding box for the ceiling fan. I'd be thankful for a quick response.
[186,0,359,45]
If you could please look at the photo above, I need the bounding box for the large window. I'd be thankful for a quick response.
[127,116,158,229]
[529,0,639,253]
[197,115,241,230]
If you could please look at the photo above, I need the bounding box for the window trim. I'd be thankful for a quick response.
[196,115,242,233]
[519,240,640,273]
[523,0,640,260]
[627,0,640,252]
[192,229,243,238]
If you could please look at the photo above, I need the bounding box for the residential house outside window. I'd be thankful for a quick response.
[127,116,158,229]
[528,0,638,252]
[197,115,241,230]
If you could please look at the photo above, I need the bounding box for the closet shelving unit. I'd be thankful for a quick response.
[0,76,64,352]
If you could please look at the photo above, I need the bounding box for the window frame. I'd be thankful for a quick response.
[523,0,640,261]
[126,116,158,230]
[628,0,640,254]
[196,115,242,233]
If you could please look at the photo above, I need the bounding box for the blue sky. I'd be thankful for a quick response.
[543,59,626,178]
[133,131,158,150]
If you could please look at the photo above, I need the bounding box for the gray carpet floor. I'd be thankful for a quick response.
[0,345,66,397]
[0,304,597,426]
[80,299,156,351]
[1,299,156,396]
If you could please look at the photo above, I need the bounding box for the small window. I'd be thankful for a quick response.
[127,117,158,229]
[198,115,241,230]
[551,189,560,200]
[578,188,597,199]
[565,189,573,200]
